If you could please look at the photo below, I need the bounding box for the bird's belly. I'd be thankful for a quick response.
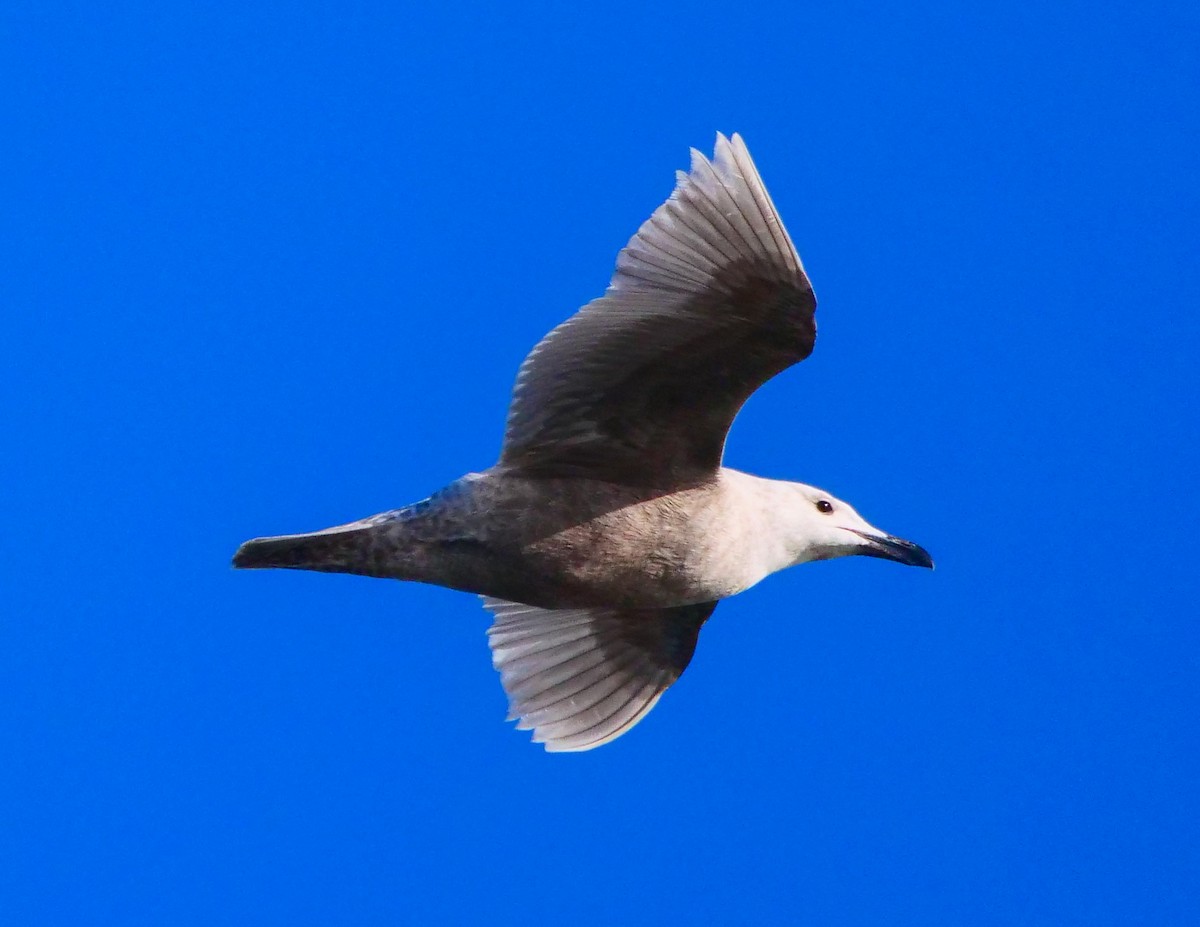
[511,507,758,609]
[410,472,768,610]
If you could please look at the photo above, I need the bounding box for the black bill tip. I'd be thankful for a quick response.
[852,530,935,569]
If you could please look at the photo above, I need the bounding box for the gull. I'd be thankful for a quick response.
[233,133,933,751]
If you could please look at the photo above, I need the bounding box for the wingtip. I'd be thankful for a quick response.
[689,132,745,181]
[542,739,597,754]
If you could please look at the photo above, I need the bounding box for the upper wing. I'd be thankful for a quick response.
[484,598,717,752]
[499,133,816,487]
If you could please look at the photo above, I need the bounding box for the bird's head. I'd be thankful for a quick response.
[781,482,934,569]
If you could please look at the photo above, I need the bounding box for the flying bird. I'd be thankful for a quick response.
[233,133,933,751]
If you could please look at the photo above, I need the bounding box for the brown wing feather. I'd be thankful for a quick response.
[499,134,816,487]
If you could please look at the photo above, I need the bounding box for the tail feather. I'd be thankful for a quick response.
[231,520,393,575]
[232,533,328,570]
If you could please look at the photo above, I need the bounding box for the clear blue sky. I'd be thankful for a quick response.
[3,2,1197,924]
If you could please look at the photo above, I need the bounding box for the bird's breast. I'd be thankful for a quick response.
[509,481,769,608]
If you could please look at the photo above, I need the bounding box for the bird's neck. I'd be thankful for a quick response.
[718,469,814,577]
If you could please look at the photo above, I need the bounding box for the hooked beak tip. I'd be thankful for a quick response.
[851,530,934,569]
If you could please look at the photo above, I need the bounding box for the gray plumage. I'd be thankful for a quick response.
[233,134,932,752]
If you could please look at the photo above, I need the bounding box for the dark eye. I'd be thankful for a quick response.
[816,500,834,514]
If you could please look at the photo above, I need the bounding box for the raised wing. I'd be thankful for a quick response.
[499,133,816,487]
[484,598,716,751]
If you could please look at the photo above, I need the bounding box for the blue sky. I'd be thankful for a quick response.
[3,2,1198,924]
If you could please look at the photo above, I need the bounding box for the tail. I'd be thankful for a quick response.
[231,516,408,579]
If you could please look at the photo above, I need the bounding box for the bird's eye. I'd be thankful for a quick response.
[816,500,834,514]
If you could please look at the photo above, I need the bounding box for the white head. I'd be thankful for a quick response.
[775,481,934,569]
